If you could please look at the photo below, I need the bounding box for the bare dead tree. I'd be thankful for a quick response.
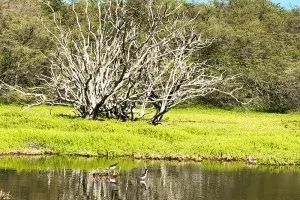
[145,60,238,125]
[39,0,195,120]
[1,0,239,123]
[141,29,239,125]
[40,0,149,119]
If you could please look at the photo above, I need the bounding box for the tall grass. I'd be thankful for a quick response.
[0,104,299,165]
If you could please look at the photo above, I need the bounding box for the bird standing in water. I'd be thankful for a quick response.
[106,163,118,171]
[138,169,149,180]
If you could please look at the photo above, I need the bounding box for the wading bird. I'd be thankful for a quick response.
[138,169,149,180]
[106,163,118,171]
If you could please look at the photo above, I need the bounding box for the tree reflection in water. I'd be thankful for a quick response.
[0,163,299,200]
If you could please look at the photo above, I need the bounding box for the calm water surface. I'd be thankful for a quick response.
[0,157,299,200]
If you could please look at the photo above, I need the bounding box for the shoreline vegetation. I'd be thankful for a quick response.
[0,104,299,166]
[0,156,299,173]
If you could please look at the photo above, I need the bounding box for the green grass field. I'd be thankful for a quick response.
[0,104,299,165]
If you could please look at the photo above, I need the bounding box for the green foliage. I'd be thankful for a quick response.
[0,104,299,165]
[0,0,299,113]
[0,0,52,87]
[195,0,300,112]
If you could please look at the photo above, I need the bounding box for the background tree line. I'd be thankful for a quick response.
[0,0,299,113]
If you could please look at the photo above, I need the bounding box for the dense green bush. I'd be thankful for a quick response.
[0,0,299,113]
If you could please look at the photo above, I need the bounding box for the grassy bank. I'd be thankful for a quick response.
[0,104,299,165]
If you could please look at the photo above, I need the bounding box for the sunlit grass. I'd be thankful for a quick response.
[0,104,299,165]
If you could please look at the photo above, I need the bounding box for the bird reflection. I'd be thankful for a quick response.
[108,177,121,200]
[109,178,117,184]
[139,180,147,190]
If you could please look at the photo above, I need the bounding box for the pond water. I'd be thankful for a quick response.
[0,156,299,200]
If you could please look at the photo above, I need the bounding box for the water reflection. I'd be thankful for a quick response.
[0,158,299,200]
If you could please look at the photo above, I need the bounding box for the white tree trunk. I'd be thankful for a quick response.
[8,0,239,123]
